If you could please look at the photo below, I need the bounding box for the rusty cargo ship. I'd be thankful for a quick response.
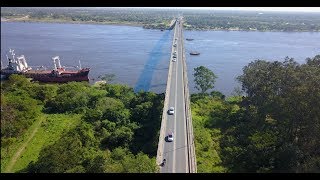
[1,49,90,83]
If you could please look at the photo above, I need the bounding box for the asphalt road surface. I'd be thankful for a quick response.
[160,19,188,173]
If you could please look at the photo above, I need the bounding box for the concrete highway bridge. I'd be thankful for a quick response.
[157,17,197,173]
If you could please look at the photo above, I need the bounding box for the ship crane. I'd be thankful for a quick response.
[7,49,29,72]
[52,57,57,71]
[17,55,30,72]
[52,56,62,69]
[9,49,15,63]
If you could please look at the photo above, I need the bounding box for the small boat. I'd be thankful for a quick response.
[190,51,200,55]
[161,29,164,31]
[186,38,194,41]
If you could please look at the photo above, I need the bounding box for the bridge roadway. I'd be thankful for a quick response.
[160,18,189,173]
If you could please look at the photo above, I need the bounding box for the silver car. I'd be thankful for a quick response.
[173,52,177,58]
[167,132,174,142]
[168,107,174,115]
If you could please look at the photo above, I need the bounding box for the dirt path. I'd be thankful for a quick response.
[4,118,43,173]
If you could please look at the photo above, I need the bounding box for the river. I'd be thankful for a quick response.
[1,22,319,96]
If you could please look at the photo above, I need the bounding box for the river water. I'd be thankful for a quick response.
[1,22,319,95]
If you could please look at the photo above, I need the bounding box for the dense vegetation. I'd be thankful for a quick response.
[0,7,175,29]
[192,55,320,172]
[1,54,319,173]
[1,7,320,32]
[1,75,163,172]
[183,10,320,31]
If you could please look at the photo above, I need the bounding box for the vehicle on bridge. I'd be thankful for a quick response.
[167,132,174,142]
[161,159,166,166]
[172,57,176,62]
[168,107,175,115]
[173,52,177,58]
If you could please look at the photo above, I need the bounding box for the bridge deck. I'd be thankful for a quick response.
[157,17,197,173]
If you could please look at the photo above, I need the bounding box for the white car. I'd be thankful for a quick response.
[167,132,174,142]
[172,57,176,62]
[168,107,174,115]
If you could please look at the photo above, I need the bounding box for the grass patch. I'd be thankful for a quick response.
[1,110,43,172]
[8,113,81,172]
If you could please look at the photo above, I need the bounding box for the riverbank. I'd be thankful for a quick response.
[1,17,177,30]
[183,27,320,32]
[1,17,145,28]
[3,17,319,32]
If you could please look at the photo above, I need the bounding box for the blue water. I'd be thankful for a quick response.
[1,22,320,95]
[134,30,171,92]
[184,31,320,95]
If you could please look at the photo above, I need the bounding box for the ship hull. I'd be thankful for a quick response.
[30,73,89,83]
[1,69,90,83]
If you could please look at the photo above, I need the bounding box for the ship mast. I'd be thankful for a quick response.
[57,57,61,68]
[9,49,16,63]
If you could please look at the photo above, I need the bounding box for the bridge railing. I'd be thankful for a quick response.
[156,22,176,169]
[181,22,197,173]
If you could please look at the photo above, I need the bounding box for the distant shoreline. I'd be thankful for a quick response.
[1,18,144,28]
[2,18,320,33]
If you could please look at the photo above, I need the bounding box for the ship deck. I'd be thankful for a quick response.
[25,70,51,74]
[25,70,81,74]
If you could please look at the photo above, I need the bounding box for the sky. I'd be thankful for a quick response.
[108,7,320,13]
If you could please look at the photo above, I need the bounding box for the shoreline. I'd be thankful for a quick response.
[1,18,145,28]
[2,18,320,32]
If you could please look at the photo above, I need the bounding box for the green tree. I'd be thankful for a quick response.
[193,66,217,94]
[28,132,85,173]
[101,126,134,149]
[45,82,90,113]
[234,55,320,172]
[2,73,164,173]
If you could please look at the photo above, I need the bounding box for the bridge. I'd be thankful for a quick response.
[156,17,197,173]
[167,19,176,30]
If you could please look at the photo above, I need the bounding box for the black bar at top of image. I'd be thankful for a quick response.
[1,0,320,7]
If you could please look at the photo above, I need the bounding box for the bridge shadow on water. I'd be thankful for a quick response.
[134,30,172,92]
